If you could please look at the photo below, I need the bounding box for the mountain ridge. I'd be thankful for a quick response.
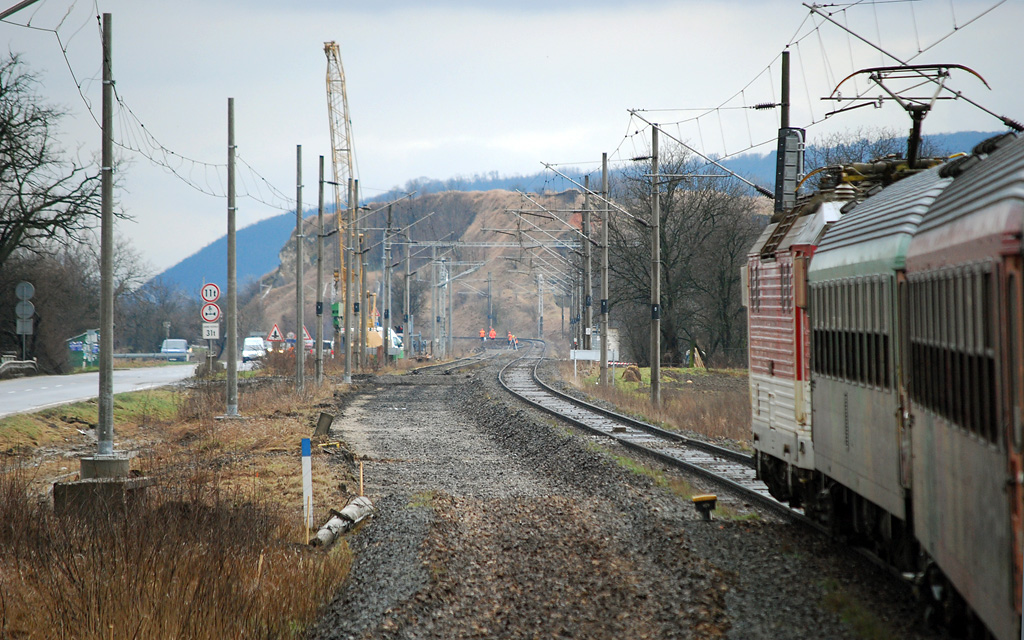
[154,130,1003,293]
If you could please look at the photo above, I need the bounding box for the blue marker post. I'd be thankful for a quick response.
[301,438,313,537]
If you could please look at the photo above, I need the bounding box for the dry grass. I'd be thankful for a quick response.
[0,377,356,639]
[560,362,752,447]
[0,463,350,639]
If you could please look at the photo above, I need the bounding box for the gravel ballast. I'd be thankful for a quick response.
[308,354,943,640]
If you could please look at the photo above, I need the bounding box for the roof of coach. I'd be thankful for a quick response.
[747,199,842,259]
[917,132,1024,234]
[808,166,952,280]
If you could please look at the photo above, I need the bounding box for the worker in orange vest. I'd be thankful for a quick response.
[489,327,497,341]
[507,331,513,348]
[480,328,486,343]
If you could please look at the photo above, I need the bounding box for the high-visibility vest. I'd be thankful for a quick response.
[480,329,486,337]
[489,329,496,339]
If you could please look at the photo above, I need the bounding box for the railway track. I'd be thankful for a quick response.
[498,342,792,518]
[497,342,919,590]
[411,348,499,376]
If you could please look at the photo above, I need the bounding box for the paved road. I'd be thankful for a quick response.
[0,364,198,418]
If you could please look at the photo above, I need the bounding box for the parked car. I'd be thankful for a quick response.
[241,337,266,363]
[160,339,190,362]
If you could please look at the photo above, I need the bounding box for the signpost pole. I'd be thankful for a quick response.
[225,97,238,416]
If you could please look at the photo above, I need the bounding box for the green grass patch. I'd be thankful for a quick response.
[820,578,890,639]
[715,504,762,522]
[409,490,438,510]
[112,390,180,424]
[0,413,46,450]
[0,390,181,451]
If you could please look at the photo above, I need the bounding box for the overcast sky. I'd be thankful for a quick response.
[3,0,1021,271]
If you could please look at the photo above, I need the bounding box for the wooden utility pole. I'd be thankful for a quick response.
[226,98,238,414]
[650,126,661,406]
[600,152,610,386]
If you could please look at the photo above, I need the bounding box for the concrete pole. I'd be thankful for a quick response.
[650,126,661,407]
[583,175,593,350]
[431,247,438,357]
[385,205,393,363]
[357,182,366,370]
[447,264,454,356]
[405,248,413,355]
[600,152,610,386]
[225,98,238,415]
[537,273,544,339]
[781,49,790,130]
[487,271,492,332]
[360,243,368,369]
[97,12,114,457]
[315,155,325,384]
[343,177,353,383]
[295,145,305,390]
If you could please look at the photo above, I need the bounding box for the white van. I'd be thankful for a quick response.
[160,339,190,362]
[242,337,266,362]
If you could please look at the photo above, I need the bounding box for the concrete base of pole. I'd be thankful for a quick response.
[53,476,154,517]
[80,454,131,479]
[215,413,247,421]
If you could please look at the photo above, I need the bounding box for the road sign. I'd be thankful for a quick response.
[202,323,220,340]
[200,283,221,303]
[267,324,284,342]
[15,281,34,300]
[302,325,313,342]
[15,300,34,319]
[200,302,222,323]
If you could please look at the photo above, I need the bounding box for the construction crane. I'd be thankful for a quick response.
[325,41,355,288]
[324,41,356,374]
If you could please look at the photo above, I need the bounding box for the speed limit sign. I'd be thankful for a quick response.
[200,302,222,323]
[200,283,221,303]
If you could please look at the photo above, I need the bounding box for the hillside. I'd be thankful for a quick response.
[251,189,586,350]
[154,130,1002,296]
[154,130,1004,352]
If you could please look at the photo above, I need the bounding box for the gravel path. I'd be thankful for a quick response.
[308,355,943,640]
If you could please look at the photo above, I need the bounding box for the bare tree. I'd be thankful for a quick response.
[804,125,944,178]
[607,144,765,365]
[0,54,105,268]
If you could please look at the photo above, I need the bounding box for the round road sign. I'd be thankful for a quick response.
[200,302,222,323]
[15,300,34,319]
[200,283,221,303]
[15,281,34,300]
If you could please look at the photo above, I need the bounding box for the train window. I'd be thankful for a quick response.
[750,265,759,312]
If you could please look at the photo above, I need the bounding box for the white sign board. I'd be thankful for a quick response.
[570,349,601,361]
[202,323,220,340]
